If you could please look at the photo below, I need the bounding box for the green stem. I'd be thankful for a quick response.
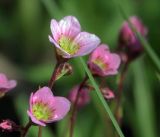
[79,57,125,137]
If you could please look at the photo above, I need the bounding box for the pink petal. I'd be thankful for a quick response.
[89,44,109,61]
[27,111,46,126]
[0,73,8,83]
[32,87,54,104]
[109,54,121,69]
[72,32,100,57]
[48,97,70,122]
[59,16,81,39]
[8,80,17,89]
[49,35,71,58]
[50,19,61,41]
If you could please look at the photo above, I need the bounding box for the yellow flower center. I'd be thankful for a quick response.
[32,101,53,121]
[58,36,79,55]
[93,58,108,70]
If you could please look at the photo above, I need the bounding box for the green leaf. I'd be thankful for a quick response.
[79,57,125,137]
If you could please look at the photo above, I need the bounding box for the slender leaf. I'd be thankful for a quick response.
[79,57,125,137]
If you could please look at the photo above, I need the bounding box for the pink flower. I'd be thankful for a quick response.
[27,87,71,126]
[118,16,148,60]
[68,85,90,107]
[0,73,17,97]
[88,44,121,76]
[101,87,115,100]
[49,16,100,58]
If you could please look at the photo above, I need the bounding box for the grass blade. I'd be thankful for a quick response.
[79,57,125,137]
[114,0,160,71]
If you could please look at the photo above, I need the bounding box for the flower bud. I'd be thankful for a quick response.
[68,85,90,108]
[0,120,20,132]
[101,87,115,100]
[55,62,73,81]
[118,16,148,61]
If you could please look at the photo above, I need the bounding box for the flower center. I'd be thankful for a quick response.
[93,57,108,70]
[58,36,79,55]
[32,101,53,121]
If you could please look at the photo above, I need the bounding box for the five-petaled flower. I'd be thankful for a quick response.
[49,16,100,58]
[27,87,71,126]
[0,73,17,97]
[88,44,121,77]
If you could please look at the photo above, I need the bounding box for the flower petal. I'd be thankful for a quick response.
[50,19,61,41]
[27,111,46,126]
[72,32,100,57]
[49,35,71,58]
[47,97,70,122]
[32,87,54,104]
[59,16,81,38]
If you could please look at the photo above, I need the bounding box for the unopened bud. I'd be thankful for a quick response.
[118,16,148,61]
[68,85,90,108]
[0,119,20,132]
[101,87,115,100]
[55,62,73,81]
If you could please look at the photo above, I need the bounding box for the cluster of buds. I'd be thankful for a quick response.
[118,16,148,62]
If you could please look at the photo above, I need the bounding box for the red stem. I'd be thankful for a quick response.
[21,120,32,137]
[69,75,88,137]
[115,62,129,124]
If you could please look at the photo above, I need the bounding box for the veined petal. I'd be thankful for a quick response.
[72,32,100,57]
[110,54,121,69]
[48,97,70,122]
[32,87,53,104]
[50,19,61,41]
[49,35,71,58]
[59,16,81,38]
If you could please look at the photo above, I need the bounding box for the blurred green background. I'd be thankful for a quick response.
[0,0,160,137]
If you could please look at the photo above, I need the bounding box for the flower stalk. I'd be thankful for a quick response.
[69,75,88,137]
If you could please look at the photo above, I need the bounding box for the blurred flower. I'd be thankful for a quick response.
[68,85,90,107]
[0,119,19,132]
[0,73,17,97]
[49,16,100,58]
[88,44,121,77]
[101,87,115,100]
[27,87,70,126]
[118,16,148,60]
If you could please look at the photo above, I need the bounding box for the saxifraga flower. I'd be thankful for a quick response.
[27,87,71,126]
[49,16,100,58]
[88,44,121,77]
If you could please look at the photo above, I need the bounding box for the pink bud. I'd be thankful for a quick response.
[0,120,19,132]
[101,87,115,100]
[118,16,148,60]
[68,85,90,108]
